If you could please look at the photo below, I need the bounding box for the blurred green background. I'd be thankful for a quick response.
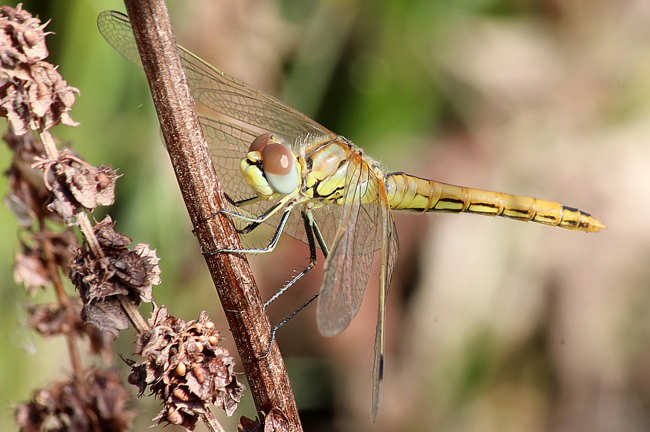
[0,0,647,431]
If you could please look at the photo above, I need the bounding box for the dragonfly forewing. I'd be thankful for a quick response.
[182,49,334,145]
[97,11,335,149]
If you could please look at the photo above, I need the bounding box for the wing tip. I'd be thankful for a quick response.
[316,314,349,337]
[371,353,384,423]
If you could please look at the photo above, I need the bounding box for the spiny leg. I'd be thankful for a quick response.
[205,197,288,236]
[203,202,295,255]
[311,211,330,257]
[226,194,262,208]
[259,211,329,359]
[224,195,270,235]
[194,194,264,237]
[259,291,320,359]
[264,211,328,306]
[226,199,287,235]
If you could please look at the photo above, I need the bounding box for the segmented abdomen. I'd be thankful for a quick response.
[384,172,605,232]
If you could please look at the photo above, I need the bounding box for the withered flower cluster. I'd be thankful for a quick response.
[4,128,78,292]
[3,5,246,431]
[0,3,78,135]
[1,5,139,432]
[70,216,161,336]
[127,306,244,429]
[14,368,133,432]
[34,152,121,224]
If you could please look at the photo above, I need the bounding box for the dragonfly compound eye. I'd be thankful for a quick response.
[262,143,299,194]
[249,132,275,152]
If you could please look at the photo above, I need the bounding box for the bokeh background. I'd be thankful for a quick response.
[0,0,648,431]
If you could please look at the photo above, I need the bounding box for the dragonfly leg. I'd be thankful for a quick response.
[258,212,329,357]
[204,195,294,237]
[204,202,295,255]
[259,292,320,359]
[207,198,285,224]
[264,210,325,306]
[226,194,262,208]
[310,212,330,258]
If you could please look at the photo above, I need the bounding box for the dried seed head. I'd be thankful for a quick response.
[24,298,114,361]
[0,5,79,135]
[13,228,78,294]
[26,299,83,336]
[193,364,206,384]
[13,243,50,294]
[0,5,49,62]
[36,154,121,223]
[14,368,133,432]
[166,407,183,425]
[94,217,132,249]
[173,386,190,402]
[126,306,245,428]
[70,216,160,336]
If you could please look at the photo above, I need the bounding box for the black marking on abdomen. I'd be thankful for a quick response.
[439,198,464,205]
[472,202,499,209]
[507,208,533,216]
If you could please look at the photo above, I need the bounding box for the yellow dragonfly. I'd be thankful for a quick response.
[98,10,605,421]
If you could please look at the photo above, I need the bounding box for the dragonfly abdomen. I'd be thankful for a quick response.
[384,172,605,232]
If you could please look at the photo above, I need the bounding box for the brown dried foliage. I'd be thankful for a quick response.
[70,216,161,336]
[4,129,56,225]
[33,154,120,223]
[13,229,77,294]
[127,306,245,429]
[1,5,138,431]
[3,5,245,430]
[0,4,78,135]
[14,368,133,432]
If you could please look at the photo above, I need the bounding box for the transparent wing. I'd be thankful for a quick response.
[97,10,336,149]
[199,114,256,202]
[371,187,399,422]
[317,154,384,337]
[181,50,334,148]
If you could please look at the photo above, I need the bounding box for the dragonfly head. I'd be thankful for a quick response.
[240,133,300,198]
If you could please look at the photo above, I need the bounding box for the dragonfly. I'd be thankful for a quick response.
[98,10,606,422]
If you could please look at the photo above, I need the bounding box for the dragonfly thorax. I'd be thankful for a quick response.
[240,133,301,198]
